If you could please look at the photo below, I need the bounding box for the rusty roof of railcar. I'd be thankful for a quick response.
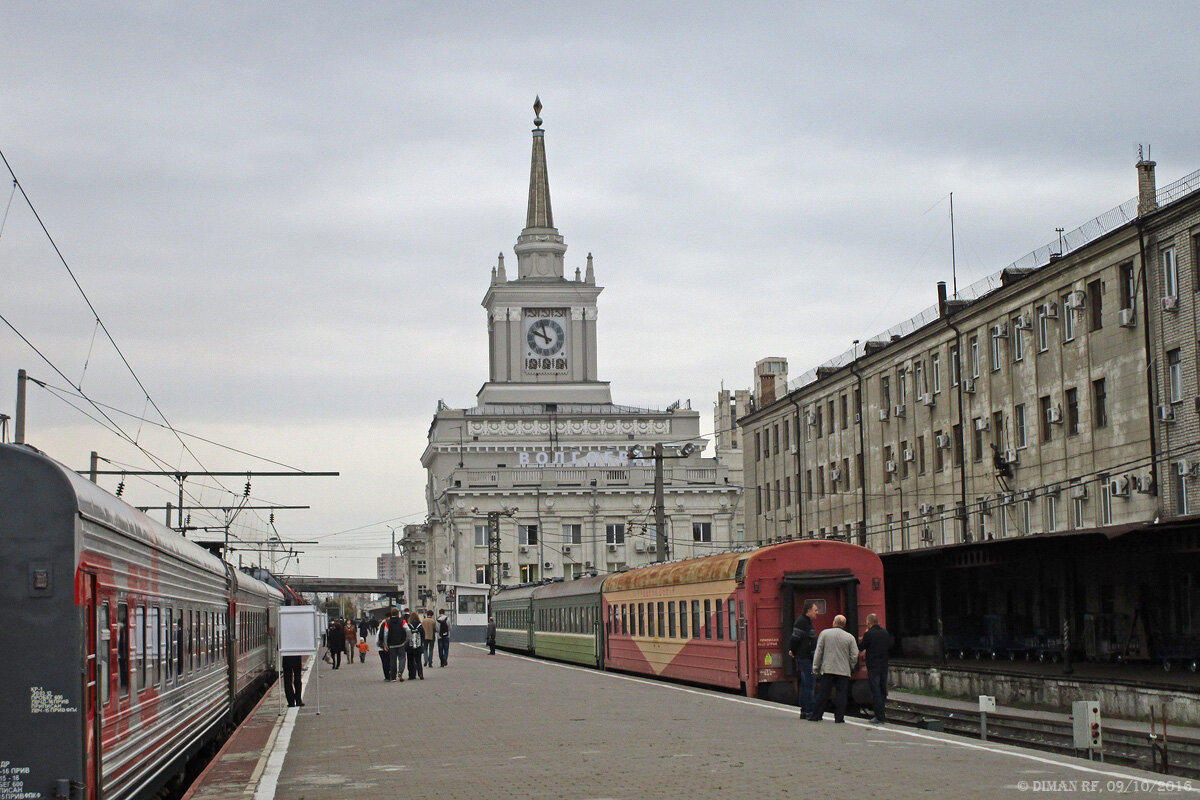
[534,574,607,600]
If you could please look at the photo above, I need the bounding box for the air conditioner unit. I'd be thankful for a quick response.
[991,323,1008,338]
[1045,483,1061,497]
[962,378,976,394]
[634,540,646,553]
[1069,484,1089,500]
[562,545,572,554]
[980,497,992,516]
[584,561,593,568]
[1041,302,1059,319]
[1135,475,1155,494]
[936,434,951,449]
[1159,404,1176,422]
[519,545,529,553]
[1014,315,1033,330]
[1065,290,1087,311]
[1001,493,1015,506]
[1004,449,1018,465]
[919,503,932,515]
[903,448,915,462]
[830,467,842,482]
[806,410,817,426]
[647,543,656,553]
[1019,489,1035,501]
[893,404,906,418]
[502,563,511,575]
[1163,296,1179,312]
[607,543,618,552]
[878,407,890,421]
[1048,405,1063,424]
[974,417,990,431]
[884,460,897,474]
[921,393,935,406]
[543,561,553,569]
[1109,476,1130,498]
[1176,461,1194,477]
[1118,308,1137,327]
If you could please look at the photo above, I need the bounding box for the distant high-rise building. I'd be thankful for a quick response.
[376,553,402,582]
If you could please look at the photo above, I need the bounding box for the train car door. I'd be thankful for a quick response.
[797,588,842,635]
[81,571,102,800]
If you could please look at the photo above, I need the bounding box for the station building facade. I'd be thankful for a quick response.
[418,105,738,622]
[738,159,1200,660]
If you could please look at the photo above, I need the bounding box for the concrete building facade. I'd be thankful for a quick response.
[419,102,738,608]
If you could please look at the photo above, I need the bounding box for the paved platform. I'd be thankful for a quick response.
[189,645,1200,799]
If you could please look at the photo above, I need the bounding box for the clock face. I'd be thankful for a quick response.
[525,308,569,373]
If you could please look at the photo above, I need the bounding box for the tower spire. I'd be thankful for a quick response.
[515,96,566,279]
[525,95,554,230]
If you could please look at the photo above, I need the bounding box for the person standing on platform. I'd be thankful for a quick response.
[421,610,436,669]
[406,612,425,680]
[344,621,358,667]
[787,601,819,718]
[808,614,859,723]
[859,613,890,724]
[436,609,451,667]
[386,607,408,681]
[359,617,370,642]
[486,616,497,655]
[327,621,345,670]
[377,613,393,680]
[282,655,304,707]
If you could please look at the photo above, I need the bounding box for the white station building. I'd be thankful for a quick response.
[418,102,740,627]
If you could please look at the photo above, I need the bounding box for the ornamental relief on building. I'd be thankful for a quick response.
[466,419,670,437]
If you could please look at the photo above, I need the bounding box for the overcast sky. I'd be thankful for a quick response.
[3,2,1199,577]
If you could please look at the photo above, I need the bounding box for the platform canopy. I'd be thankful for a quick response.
[279,576,404,597]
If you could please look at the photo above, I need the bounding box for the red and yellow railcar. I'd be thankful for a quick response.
[602,539,884,702]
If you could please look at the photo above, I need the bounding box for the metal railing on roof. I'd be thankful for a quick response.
[466,402,667,416]
[769,167,1200,403]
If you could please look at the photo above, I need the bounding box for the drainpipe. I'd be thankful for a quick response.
[1136,220,1160,504]
[848,343,868,547]
[787,395,804,539]
[939,282,970,545]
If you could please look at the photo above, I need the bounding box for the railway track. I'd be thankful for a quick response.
[888,697,1200,779]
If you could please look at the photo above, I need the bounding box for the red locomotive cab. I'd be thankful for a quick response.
[741,540,884,706]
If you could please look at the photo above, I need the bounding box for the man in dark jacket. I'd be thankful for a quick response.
[485,617,497,655]
[859,613,890,723]
[787,601,819,717]
[326,621,345,669]
[385,608,408,681]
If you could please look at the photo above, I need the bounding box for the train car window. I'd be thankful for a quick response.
[117,603,129,698]
[678,601,688,639]
[728,601,737,641]
[667,601,677,638]
[703,599,712,639]
[619,605,627,635]
[637,603,645,637]
[715,600,724,640]
[98,603,110,706]
[646,603,654,638]
[177,610,186,676]
[149,607,160,687]
[135,606,146,693]
[656,602,665,638]
[165,607,173,682]
[691,600,701,638]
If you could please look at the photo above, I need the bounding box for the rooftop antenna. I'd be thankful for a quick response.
[949,192,958,296]
[1056,227,1065,256]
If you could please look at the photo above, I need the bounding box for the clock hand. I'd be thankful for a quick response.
[534,324,552,343]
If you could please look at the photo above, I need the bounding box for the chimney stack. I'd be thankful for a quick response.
[937,281,948,317]
[1137,147,1158,217]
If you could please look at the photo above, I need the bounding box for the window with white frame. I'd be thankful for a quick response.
[1100,474,1112,525]
[1176,469,1190,516]
[563,523,582,545]
[1072,494,1085,529]
[1044,495,1056,533]
[1163,246,1178,298]
[415,560,427,575]
[692,522,713,542]
[1062,294,1076,342]
[1012,317,1024,361]
[1014,404,1027,448]
[520,563,540,582]
[969,336,980,378]
[1021,500,1032,534]
[1169,348,1183,403]
[606,524,626,544]
[475,565,487,584]
[474,524,488,547]
[518,524,538,545]
[1036,307,1049,352]
[932,352,942,393]
[949,346,959,386]
[990,328,1003,371]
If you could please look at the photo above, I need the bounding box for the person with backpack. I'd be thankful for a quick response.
[406,612,425,680]
[384,607,408,681]
[436,609,451,667]
[376,613,392,680]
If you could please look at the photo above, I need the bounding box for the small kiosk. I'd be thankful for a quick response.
[439,582,490,642]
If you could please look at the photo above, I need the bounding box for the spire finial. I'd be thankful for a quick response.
[533,96,543,128]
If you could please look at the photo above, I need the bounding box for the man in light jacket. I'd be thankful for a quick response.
[807,614,859,723]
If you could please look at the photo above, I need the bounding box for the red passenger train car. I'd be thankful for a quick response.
[602,540,884,703]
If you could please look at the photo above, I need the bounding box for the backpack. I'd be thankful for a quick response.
[438,618,450,638]
[408,622,423,649]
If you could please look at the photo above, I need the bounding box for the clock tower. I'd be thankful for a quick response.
[478,98,611,406]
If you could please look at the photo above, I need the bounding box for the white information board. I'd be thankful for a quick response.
[279,606,321,656]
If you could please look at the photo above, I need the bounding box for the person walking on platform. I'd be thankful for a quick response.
[421,610,436,668]
[282,654,304,707]
[327,621,346,669]
[486,616,497,655]
[386,607,408,681]
[436,609,451,666]
[406,612,425,680]
[859,613,890,724]
[377,613,393,680]
[787,601,819,718]
[808,615,859,723]
[344,621,358,666]
[359,617,370,641]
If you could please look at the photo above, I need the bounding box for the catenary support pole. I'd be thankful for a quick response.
[15,368,27,444]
